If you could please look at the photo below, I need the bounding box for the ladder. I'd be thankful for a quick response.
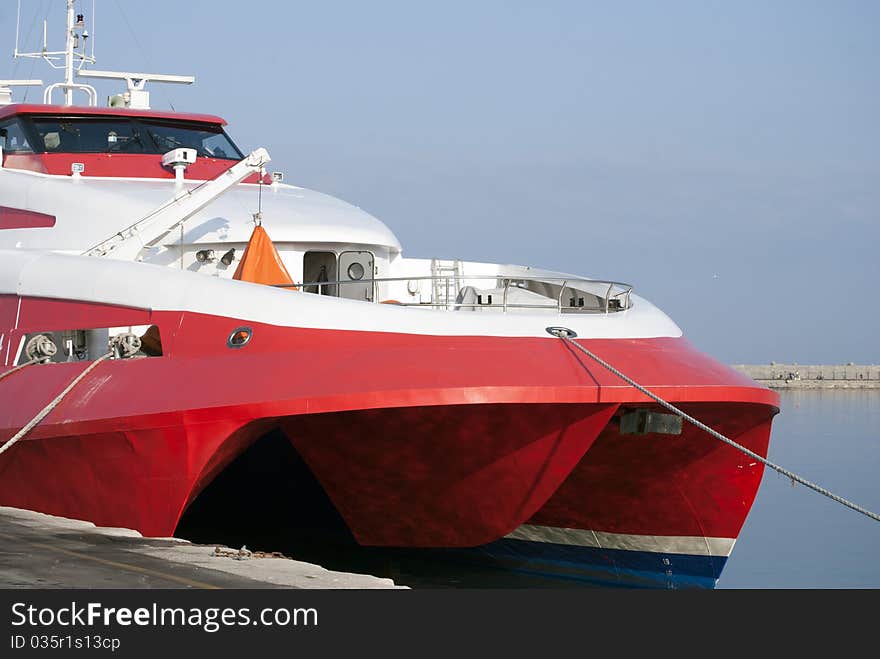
[430,258,463,310]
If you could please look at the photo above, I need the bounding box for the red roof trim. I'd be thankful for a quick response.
[0,103,227,126]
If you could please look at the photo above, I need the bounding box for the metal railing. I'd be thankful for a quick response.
[273,274,633,314]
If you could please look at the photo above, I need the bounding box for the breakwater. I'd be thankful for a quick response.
[731,364,880,389]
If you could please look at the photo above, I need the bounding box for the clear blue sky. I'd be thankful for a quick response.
[3,1,878,364]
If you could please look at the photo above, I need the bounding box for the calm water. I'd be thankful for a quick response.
[718,390,880,588]
[179,391,880,589]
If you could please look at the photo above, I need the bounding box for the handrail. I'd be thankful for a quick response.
[556,280,568,313]
[282,274,632,287]
[272,273,634,314]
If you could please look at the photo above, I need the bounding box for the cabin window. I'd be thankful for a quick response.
[139,120,243,159]
[30,118,146,153]
[13,115,244,159]
[0,119,33,153]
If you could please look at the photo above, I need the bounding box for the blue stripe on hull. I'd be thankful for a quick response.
[453,537,728,589]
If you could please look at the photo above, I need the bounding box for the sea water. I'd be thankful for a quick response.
[717,390,880,588]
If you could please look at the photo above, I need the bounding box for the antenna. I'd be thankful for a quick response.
[8,1,194,109]
[77,70,195,85]
[0,80,44,106]
[91,0,97,63]
[77,70,195,110]
[14,0,21,57]
[11,0,97,106]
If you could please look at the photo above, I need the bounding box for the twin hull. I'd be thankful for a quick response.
[0,254,778,588]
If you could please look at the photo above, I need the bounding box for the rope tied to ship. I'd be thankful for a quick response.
[0,359,41,382]
[547,326,880,524]
[0,334,60,382]
[0,333,142,459]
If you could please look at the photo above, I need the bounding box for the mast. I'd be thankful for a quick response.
[8,0,192,109]
[55,0,95,105]
[11,0,97,105]
[63,0,75,106]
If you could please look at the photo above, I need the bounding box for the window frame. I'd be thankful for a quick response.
[0,117,36,154]
[133,118,245,160]
[10,114,245,160]
[28,116,149,154]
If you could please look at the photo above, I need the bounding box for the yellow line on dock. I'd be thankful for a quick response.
[0,532,221,589]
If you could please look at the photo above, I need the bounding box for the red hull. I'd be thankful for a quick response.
[281,403,617,546]
[0,294,779,551]
[528,402,775,539]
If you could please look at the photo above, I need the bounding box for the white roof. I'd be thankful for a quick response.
[180,182,402,249]
[0,171,402,253]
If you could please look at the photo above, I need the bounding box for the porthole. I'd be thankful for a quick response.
[347,262,365,280]
[227,327,253,349]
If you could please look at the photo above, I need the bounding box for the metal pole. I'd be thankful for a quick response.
[64,0,75,105]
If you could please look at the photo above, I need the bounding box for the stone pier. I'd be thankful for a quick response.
[731,364,880,389]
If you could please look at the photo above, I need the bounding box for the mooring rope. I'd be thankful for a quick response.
[0,359,40,382]
[548,328,880,523]
[0,332,143,458]
[0,352,114,458]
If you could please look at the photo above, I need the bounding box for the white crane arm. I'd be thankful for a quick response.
[82,147,271,260]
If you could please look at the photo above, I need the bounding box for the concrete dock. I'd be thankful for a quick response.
[731,364,880,389]
[0,506,403,589]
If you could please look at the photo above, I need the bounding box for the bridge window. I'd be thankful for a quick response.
[15,115,244,159]
[141,120,243,159]
[31,118,145,153]
[0,119,33,153]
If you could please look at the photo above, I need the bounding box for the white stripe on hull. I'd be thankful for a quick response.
[505,524,735,557]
